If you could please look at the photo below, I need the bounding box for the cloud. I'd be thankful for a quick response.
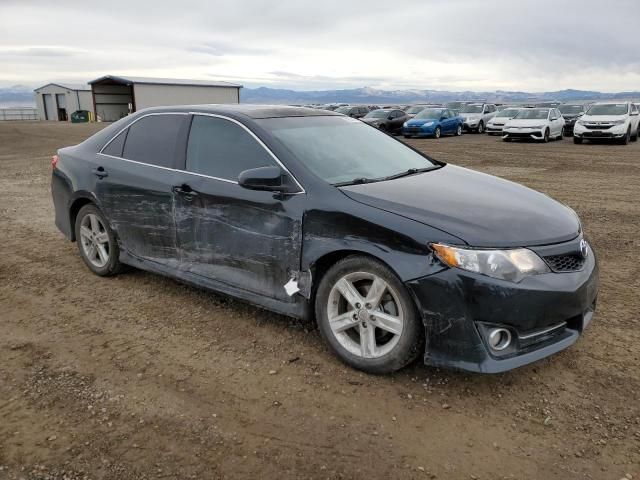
[1,0,639,92]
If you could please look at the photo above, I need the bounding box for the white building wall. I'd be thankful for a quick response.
[133,84,240,109]
[34,84,94,120]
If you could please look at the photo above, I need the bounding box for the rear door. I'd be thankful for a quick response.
[96,113,189,266]
[171,114,305,301]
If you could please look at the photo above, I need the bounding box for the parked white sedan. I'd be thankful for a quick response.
[502,108,565,142]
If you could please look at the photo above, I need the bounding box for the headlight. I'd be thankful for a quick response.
[423,121,434,127]
[403,122,408,127]
[576,120,586,126]
[528,125,544,129]
[611,120,626,125]
[431,243,550,283]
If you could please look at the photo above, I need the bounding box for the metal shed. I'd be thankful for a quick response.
[88,75,242,122]
[34,83,93,121]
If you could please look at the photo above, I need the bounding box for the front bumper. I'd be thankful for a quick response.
[574,124,627,139]
[503,128,545,140]
[403,125,436,137]
[486,124,504,135]
[407,238,598,373]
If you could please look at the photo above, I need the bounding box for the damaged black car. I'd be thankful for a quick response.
[51,105,598,374]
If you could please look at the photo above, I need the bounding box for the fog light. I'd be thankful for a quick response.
[488,328,512,351]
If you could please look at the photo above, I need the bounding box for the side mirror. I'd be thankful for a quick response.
[440,116,446,121]
[238,166,290,192]
[631,111,639,116]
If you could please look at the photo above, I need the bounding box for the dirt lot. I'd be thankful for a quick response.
[0,121,638,480]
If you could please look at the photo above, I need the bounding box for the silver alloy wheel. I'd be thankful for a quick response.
[327,272,404,359]
[79,213,110,268]
[435,127,441,138]
[457,124,462,136]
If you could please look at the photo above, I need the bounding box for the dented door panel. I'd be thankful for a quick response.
[94,155,179,264]
[172,173,305,301]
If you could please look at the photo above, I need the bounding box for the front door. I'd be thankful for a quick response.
[173,114,305,301]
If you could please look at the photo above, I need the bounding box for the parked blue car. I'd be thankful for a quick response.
[402,108,464,138]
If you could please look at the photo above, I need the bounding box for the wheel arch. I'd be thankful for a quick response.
[68,193,100,241]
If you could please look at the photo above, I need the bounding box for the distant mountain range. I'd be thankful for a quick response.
[2,84,640,108]
[240,87,640,105]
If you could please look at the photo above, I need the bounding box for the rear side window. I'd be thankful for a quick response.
[186,115,276,181]
[122,114,187,168]
[102,129,127,157]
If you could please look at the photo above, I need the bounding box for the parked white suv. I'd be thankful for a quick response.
[573,102,640,144]
[459,103,497,133]
[502,108,565,142]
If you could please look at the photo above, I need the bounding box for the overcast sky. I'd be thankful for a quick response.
[1,0,639,92]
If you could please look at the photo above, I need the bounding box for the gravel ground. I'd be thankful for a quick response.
[0,121,639,480]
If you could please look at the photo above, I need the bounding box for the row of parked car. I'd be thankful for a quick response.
[301,101,640,145]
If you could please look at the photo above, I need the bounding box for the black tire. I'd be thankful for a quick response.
[477,121,484,134]
[403,135,411,138]
[543,128,550,143]
[455,124,462,136]
[573,137,583,144]
[631,128,638,142]
[315,255,423,374]
[434,126,441,139]
[74,204,123,276]
[619,128,630,145]
[502,137,511,142]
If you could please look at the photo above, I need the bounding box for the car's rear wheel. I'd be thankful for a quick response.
[455,124,462,136]
[477,121,484,134]
[434,126,441,139]
[315,255,423,374]
[75,204,123,276]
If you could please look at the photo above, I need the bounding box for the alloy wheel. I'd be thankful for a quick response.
[435,127,441,139]
[327,272,404,359]
[79,213,110,268]
[456,125,462,136]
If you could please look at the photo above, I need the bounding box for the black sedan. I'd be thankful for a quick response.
[360,108,409,134]
[51,105,598,374]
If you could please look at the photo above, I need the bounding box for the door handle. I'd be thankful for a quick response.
[92,167,108,178]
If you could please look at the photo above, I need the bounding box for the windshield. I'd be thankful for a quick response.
[445,102,464,110]
[334,106,351,114]
[559,105,584,115]
[415,108,443,120]
[406,106,426,114]
[461,105,483,113]
[586,104,628,116]
[495,108,520,118]
[514,109,549,120]
[256,116,438,185]
[364,110,389,118]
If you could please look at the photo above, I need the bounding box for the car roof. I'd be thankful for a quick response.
[133,104,341,119]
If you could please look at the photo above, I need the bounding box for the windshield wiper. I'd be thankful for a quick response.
[333,177,378,187]
[380,165,441,181]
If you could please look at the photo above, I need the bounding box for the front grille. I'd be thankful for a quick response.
[583,131,614,137]
[544,254,586,272]
[585,124,613,130]
[507,131,541,138]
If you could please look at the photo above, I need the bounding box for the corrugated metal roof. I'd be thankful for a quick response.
[88,75,242,88]
[34,82,90,92]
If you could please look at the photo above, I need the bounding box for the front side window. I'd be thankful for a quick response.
[186,116,276,181]
[257,116,438,185]
[123,114,187,168]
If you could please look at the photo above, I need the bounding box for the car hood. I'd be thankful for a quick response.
[488,116,511,124]
[361,117,383,124]
[580,114,627,122]
[405,118,437,126]
[505,119,549,127]
[460,113,482,120]
[339,165,580,248]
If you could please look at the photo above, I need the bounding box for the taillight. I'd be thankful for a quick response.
[51,154,59,169]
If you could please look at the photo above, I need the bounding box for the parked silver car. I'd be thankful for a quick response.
[460,103,497,133]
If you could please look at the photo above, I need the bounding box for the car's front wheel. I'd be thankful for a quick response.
[574,136,583,144]
[74,204,123,276]
[315,255,423,374]
[543,128,550,142]
[434,126,441,139]
[477,121,484,134]
[455,124,462,136]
